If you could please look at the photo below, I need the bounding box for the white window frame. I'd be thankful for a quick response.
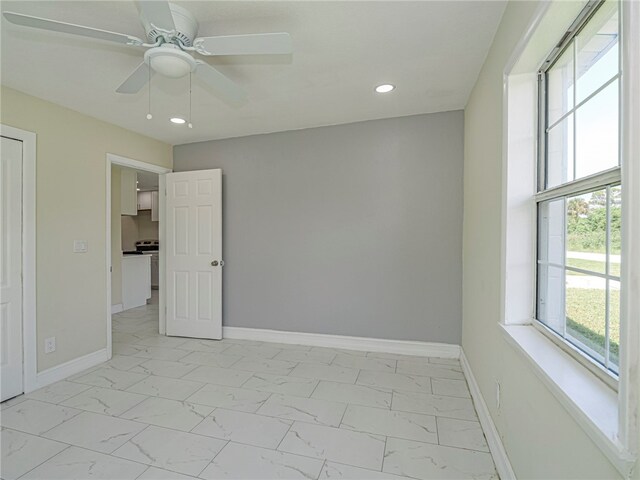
[499,0,639,475]
[534,0,622,387]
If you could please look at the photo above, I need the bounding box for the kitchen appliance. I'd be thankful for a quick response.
[135,239,159,289]
[135,239,159,252]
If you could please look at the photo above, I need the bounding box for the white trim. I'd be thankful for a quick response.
[108,154,171,175]
[532,319,618,391]
[534,166,622,202]
[158,174,167,335]
[106,159,112,360]
[498,0,639,471]
[33,349,108,391]
[459,350,516,480]
[503,2,551,75]
[501,71,538,327]
[105,153,171,361]
[223,327,460,358]
[111,304,123,314]
[501,324,635,477]
[1,124,37,394]
[618,0,640,457]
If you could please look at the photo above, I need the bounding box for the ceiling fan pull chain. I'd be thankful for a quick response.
[188,72,193,129]
[146,64,153,120]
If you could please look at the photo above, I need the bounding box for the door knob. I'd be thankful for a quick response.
[211,261,219,266]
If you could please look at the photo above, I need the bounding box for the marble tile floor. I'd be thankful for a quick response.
[1,300,497,480]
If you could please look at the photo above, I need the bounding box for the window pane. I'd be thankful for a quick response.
[576,1,619,103]
[537,0,622,380]
[538,198,565,335]
[610,185,622,258]
[538,263,565,335]
[566,189,607,274]
[609,280,620,373]
[566,273,606,364]
[547,44,574,126]
[546,114,574,188]
[538,198,565,265]
[575,80,619,179]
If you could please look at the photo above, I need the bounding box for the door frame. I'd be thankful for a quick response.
[1,124,37,393]
[106,153,171,358]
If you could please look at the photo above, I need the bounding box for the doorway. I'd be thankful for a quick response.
[1,136,23,401]
[106,154,171,358]
[0,125,36,399]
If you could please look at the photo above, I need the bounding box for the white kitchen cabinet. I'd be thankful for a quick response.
[122,254,151,310]
[121,169,137,216]
[137,191,152,210]
[151,191,159,222]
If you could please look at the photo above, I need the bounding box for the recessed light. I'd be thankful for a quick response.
[136,188,141,191]
[375,84,395,94]
[170,117,186,124]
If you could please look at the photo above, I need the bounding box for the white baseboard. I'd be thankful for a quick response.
[27,348,109,393]
[460,350,516,480]
[223,326,460,358]
[111,303,123,314]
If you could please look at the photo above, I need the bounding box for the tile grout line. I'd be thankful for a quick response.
[274,420,295,452]
[132,465,152,480]
[307,379,322,399]
[316,459,327,480]
[5,302,487,480]
[378,431,493,455]
[19,384,92,407]
[12,444,74,480]
[381,435,389,473]
[336,399,350,430]
[194,439,231,478]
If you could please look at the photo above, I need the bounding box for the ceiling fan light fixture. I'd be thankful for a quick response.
[170,117,186,124]
[375,84,395,94]
[144,45,196,79]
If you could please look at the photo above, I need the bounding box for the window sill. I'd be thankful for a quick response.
[499,323,635,477]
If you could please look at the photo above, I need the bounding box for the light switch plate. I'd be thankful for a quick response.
[73,240,88,253]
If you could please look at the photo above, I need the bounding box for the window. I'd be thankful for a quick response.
[536,0,621,380]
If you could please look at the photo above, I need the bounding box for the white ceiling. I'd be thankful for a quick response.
[1,1,506,146]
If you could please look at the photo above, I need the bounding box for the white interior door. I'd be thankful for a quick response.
[165,169,222,339]
[1,136,24,401]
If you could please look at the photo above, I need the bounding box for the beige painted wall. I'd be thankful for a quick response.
[121,215,137,252]
[121,209,158,252]
[462,2,638,479]
[1,86,172,372]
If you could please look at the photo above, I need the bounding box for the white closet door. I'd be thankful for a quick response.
[1,136,24,401]
[165,169,222,339]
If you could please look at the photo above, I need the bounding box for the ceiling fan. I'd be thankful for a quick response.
[2,1,293,104]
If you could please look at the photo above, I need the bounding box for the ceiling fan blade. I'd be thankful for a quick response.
[116,63,153,94]
[136,1,175,32]
[194,33,292,56]
[195,61,246,105]
[2,11,143,46]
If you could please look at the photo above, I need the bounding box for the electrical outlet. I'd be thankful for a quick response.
[495,380,501,410]
[44,337,56,354]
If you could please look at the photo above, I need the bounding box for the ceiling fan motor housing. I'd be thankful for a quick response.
[140,3,198,47]
[144,44,197,78]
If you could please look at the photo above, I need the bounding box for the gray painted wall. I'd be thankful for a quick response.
[173,111,464,344]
